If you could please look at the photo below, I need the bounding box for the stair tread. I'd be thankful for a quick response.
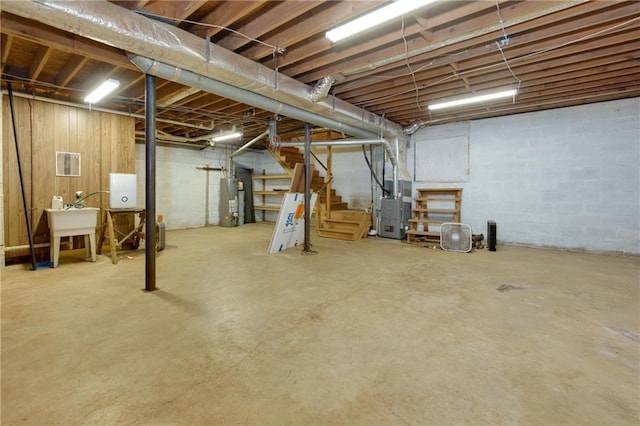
[318,228,358,235]
[324,219,362,224]
[317,229,361,241]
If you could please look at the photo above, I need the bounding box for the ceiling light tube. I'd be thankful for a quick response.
[211,132,242,142]
[84,78,120,103]
[428,89,518,111]
[326,0,436,43]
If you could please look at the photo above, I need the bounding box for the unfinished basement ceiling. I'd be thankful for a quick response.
[1,1,639,148]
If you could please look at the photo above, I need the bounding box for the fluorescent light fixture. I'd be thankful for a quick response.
[211,132,242,142]
[326,0,436,42]
[428,89,518,111]
[84,79,120,103]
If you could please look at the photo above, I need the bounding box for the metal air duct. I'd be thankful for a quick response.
[2,0,404,140]
[129,56,401,188]
[3,0,406,195]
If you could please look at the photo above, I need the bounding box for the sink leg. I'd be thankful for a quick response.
[84,235,90,258]
[89,233,96,262]
[52,236,61,268]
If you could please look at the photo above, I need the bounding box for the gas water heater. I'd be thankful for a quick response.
[219,177,238,227]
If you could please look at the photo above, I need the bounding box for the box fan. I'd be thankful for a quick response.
[440,222,472,253]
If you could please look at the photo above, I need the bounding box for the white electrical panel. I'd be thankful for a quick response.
[109,173,137,209]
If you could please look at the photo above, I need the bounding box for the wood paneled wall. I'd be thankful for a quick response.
[2,96,135,261]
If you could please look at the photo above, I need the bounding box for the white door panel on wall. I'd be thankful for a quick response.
[414,135,469,182]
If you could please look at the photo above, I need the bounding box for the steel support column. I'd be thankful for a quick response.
[145,74,157,291]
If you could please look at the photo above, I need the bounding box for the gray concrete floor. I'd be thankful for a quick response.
[1,222,639,425]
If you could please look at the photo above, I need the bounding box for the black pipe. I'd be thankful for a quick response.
[145,74,157,291]
[303,122,311,252]
[7,82,37,271]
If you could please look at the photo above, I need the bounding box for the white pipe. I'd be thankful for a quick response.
[231,130,268,157]
[153,130,216,143]
[1,91,214,131]
[279,139,385,147]
[130,56,399,172]
[134,135,209,149]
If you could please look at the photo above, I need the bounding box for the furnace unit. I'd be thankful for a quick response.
[379,180,412,239]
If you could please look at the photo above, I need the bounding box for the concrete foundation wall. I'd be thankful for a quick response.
[135,145,262,229]
[131,98,639,253]
[408,98,640,253]
[309,146,376,211]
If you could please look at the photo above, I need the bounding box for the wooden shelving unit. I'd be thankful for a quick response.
[251,172,292,218]
[406,188,462,245]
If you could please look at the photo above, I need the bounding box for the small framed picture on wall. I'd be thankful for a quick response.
[55,152,81,177]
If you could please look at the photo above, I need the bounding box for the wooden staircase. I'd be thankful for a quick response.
[276,146,348,211]
[276,146,370,241]
[316,209,371,241]
[254,144,370,241]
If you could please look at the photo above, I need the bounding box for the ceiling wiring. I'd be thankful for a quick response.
[352,14,640,107]
[401,17,423,111]
[511,14,640,64]
[136,10,286,55]
[494,0,522,91]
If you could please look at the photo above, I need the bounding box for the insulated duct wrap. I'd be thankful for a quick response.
[309,76,336,103]
[2,0,405,142]
[3,0,407,195]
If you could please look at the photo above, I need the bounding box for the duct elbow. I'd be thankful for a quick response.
[403,121,427,135]
[309,76,336,103]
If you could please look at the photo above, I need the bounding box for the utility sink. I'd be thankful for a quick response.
[45,207,99,267]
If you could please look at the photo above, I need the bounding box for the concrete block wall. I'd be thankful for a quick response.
[135,145,262,229]
[408,98,640,254]
[309,146,375,210]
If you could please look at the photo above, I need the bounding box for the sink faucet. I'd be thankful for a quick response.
[65,190,109,209]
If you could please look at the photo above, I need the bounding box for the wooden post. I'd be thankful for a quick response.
[326,145,332,219]
[302,123,315,254]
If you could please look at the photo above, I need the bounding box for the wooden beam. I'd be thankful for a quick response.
[187,1,269,39]
[1,13,134,70]
[241,1,386,63]
[55,54,88,87]
[28,45,51,80]
[341,20,640,106]
[1,33,13,74]
[414,15,433,42]
[331,1,630,95]
[271,0,513,77]
[111,0,149,10]
[140,0,208,21]
[293,1,601,83]
[216,1,323,52]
